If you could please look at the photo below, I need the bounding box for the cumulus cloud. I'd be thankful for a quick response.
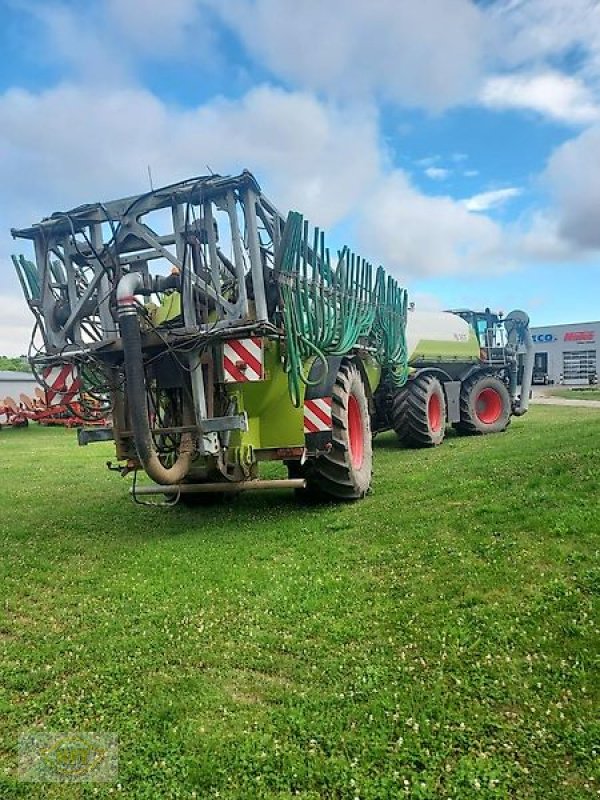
[23,0,215,85]
[489,0,600,85]
[105,0,202,53]
[357,171,504,278]
[0,84,380,234]
[480,71,600,124]
[0,83,511,282]
[543,123,600,249]
[1,79,524,353]
[0,82,376,351]
[464,187,522,213]
[3,1,600,354]
[205,0,486,111]
[516,212,580,263]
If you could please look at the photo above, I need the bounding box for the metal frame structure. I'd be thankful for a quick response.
[12,171,284,354]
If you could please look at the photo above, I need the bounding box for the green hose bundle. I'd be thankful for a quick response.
[277,211,408,406]
[373,268,409,387]
[12,255,41,303]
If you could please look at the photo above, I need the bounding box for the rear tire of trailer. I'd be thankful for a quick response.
[454,373,511,435]
[305,360,372,501]
[392,374,446,448]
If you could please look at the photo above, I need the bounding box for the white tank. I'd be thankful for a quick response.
[405,310,477,361]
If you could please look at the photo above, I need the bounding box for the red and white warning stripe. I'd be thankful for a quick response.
[223,338,263,383]
[303,397,332,434]
[42,364,81,405]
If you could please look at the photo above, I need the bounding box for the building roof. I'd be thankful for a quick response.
[0,371,36,381]
[530,321,600,330]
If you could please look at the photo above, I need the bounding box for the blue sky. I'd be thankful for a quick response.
[1,0,599,353]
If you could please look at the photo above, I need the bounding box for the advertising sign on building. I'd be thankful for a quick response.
[563,331,595,343]
[529,321,600,385]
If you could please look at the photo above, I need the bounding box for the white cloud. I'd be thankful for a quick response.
[29,3,131,85]
[464,187,522,213]
[424,167,451,180]
[490,0,600,85]
[543,123,600,249]
[358,171,504,278]
[480,71,600,124]
[464,169,479,177]
[515,212,579,263]
[105,0,202,53]
[1,80,521,352]
[0,84,380,235]
[0,84,382,356]
[25,0,215,85]
[2,1,600,354]
[407,291,444,311]
[205,0,486,111]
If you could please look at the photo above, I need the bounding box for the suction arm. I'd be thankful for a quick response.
[117,272,194,484]
[513,325,534,416]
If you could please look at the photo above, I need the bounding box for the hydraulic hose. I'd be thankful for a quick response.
[117,272,194,484]
[278,212,408,405]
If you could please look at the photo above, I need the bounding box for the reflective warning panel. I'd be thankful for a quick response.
[42,365,81,405]
[223,338,264,383]
[303,397,332,434]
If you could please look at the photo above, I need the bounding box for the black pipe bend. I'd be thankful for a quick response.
[117,276,194,484]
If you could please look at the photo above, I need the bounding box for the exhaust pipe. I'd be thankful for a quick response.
[117,272,195,484]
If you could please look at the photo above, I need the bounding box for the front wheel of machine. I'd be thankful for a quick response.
[454,373,511,435]
[305,361,372,501]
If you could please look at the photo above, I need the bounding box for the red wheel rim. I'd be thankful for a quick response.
[428,392,442,433]
[347,394,364,469]
[475,387,503,424]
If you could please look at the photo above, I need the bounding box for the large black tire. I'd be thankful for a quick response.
[392,374,446,448]
[305,361,372,500]
[454,373,511,435]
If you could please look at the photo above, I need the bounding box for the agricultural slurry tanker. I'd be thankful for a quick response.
[11,171,533,502]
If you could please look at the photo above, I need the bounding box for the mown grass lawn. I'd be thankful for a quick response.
[1,407,598,799]
[549,388,600,402]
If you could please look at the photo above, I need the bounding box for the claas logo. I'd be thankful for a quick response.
[564,331,595,342]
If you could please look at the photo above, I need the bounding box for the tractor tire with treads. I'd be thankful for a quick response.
[454,373,511,435]
[392,374,446,448]
[306,360,372,500]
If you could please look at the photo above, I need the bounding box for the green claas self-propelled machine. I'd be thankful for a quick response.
[11,170,533,502]
[372,305,534,447]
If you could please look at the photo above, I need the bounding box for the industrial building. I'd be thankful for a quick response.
[528,321,599,385]
[0,370,39,403]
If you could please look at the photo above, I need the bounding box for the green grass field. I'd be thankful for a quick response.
[549,388,600,402]
[1,407,598,799]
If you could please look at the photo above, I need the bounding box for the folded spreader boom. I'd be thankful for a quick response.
[12,170,408,501]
